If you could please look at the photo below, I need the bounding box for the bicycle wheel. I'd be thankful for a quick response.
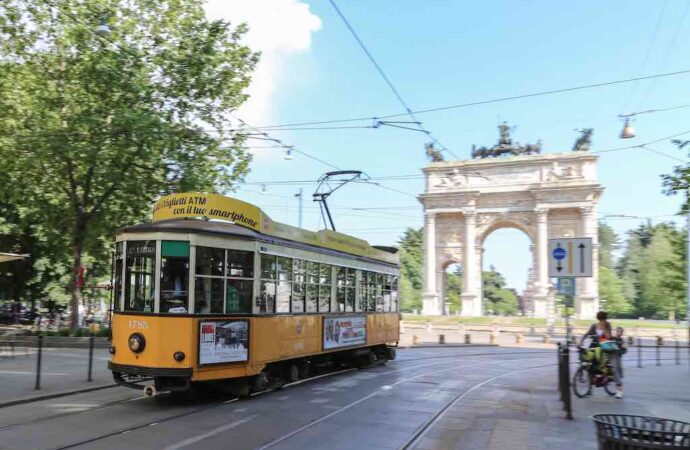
[603,377,617,396]
[572,366,591,398]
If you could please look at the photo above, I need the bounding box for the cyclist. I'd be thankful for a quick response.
[580,311,623,398]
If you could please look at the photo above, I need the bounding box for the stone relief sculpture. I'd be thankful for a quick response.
[573,128,593,152]
[434,168,468,188]
[546,162,581,181]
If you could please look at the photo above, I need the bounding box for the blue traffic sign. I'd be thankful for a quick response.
[552,247,566,260]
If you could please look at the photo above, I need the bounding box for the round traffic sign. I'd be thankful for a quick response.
[552,247,566,260]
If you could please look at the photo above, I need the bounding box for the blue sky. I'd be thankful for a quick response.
[219,0,690,292]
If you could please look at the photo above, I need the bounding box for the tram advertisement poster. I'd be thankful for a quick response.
[199,320,249,365]
[323,316,366,350]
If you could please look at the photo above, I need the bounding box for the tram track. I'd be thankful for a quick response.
[20,349,553,450]
[399,362,557,449]
[254,354,555,450]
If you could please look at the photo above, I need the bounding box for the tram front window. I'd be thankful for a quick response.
[124,240,156,312]
[160,241,189,313]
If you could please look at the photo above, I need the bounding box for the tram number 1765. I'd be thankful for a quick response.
[128,320,149,330]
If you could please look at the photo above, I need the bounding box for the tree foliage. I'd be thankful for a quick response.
[398,228,423,312]
[482,265,518,315]
[0,0,258,328]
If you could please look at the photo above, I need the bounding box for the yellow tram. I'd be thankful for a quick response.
[108,193,400,396]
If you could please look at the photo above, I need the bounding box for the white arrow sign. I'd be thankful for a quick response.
[548,238,593,278]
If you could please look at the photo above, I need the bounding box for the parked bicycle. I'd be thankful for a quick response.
[572,346,617,398]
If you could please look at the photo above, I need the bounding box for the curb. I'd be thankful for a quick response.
[0,383,118,409]
[397,344,499,349]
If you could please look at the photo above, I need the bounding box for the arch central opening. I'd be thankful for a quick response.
[481,227,532,316]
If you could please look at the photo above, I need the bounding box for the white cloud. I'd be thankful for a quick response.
[204,0,322,125]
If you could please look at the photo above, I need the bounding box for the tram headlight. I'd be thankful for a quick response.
[128,333,146,353]
[173,351,186,362]
[109,346,116,355]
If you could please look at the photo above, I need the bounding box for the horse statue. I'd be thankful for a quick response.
[426,142,444,162]
[573,129,593,152]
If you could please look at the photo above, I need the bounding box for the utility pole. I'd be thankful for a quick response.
[686,204,690,353]
[295,189,303,228]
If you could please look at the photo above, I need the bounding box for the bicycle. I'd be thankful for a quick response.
[572,346,617,398]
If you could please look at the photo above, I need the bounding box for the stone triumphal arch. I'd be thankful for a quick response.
[419,128,603,319]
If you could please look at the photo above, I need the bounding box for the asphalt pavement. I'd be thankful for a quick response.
[0,347,113,406]
[0,346,687,450]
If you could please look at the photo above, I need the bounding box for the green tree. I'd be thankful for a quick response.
[444,265,462,314]
[598,221,619,269]
[0,0,258,330]
[482,265,518,315]
[398,228,423,312]
[661,139,690,211]
[598,266,632,316]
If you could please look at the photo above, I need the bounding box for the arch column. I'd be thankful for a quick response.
[461,210,481,316]
[532,208,550,317]
[422,212,440,315]
[575,206,599,319]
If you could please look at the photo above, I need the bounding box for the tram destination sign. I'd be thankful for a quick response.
[323,316,366,350]
[548,237,592,278]
[199,320,249,365]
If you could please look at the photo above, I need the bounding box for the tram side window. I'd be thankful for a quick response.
[259,254,277,313]
[336,267,356,312]
[359,271,371,312]
[124,240,156,312]
[383,275,392,312]
[318,264,332,313]
[391,276,399,312]
[375,273,384,312]
[195,247,224,313]
[160,241,190,313]
[225,250,254,314]
[292,260,306,313]
[367,272,376,312]
[276,256,292,313]
[113,242,123,311]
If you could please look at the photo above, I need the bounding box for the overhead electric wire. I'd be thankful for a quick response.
[623,0,669,112]
[234,118,341,171]
[254,67,690,131]
[327,0,458,159]
[637,144,686,163]
[638,0,690,106]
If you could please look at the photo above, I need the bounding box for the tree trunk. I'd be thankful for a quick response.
[69,221,86,334]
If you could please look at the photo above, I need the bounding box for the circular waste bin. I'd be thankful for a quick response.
[592,414,690,450]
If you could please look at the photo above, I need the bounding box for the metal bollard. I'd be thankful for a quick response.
[542,334,550,344]
[529,326,536,336]
[464,333,471,344]
[490,332,497,345]
[656,340,661,366]
[563,346,573,420]
[87,334,95,382]
[627,336,634,346]
[426,322,433,332]
[412,335,419,345]
[438,334,445,345]
[515,334,523,344]
[557,343,563,401]
[657,336,664,346]
[676,339,680,365]
[35,335,43,390]
[637,337,642,368]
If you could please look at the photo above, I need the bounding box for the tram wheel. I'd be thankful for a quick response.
[285,364,300,383]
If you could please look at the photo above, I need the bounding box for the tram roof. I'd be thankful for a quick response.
[119,193,399,266]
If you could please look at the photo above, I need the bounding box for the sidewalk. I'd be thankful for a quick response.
[413,359,690,450]
[0,347,114,407]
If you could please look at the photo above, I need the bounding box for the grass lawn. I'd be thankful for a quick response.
[401,314,687,330]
